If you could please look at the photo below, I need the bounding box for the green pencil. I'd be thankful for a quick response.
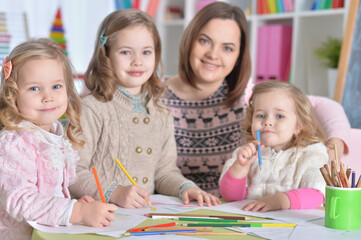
[181,223,296,227]
[172,217,241,222]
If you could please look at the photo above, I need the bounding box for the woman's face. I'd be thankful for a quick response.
[189,18,241,85]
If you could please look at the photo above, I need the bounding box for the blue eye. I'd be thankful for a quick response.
[29,86,39,91]
[144,50,152,55]
[224,46,233,52]
[200,38,209,44]
[277,114,285,119]
[121,50,130,55]
[256,114,265,119]
[53,84,61,89]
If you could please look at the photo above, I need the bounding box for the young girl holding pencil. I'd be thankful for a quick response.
[0,39,117,240]
[69,9,220,208]
[219,81,328,212]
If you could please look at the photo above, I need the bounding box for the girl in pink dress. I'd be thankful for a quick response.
[0,38,117,240]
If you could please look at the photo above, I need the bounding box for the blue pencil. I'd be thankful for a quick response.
[256,130,262,170]
[352,171,356,188]
[124,229,196,236]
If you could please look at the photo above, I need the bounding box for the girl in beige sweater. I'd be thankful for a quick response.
[69,9,220,208]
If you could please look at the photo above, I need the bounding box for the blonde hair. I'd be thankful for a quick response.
[242,81,326,149]
[178,2,251,108]
[0,38,84,149]
[85,9,164,106]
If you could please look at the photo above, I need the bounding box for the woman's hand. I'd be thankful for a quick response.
[326,137,345,165]
[182,187,221,207]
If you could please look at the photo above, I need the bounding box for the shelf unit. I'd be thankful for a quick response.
[155,0,350,97]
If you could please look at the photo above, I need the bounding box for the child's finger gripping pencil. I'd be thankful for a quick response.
[114,158,156,210]
[256,130,262,170]
[92,166,106,203]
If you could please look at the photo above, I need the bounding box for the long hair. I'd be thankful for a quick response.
[85,9,164,106]
[0,38,84,149]
[178,2,251,108]
[242,81,326,149]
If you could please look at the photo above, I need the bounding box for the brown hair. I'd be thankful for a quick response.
[0,38,84,149]
[85,9,164,106]
[178,2,251,108]
[243,81,326,149]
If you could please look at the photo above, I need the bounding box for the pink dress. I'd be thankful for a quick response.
[0,121,79,240]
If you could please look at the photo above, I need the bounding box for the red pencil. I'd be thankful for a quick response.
[92,166,106,203]
[130,222,176,232]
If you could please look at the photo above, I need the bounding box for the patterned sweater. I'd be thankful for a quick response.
[160,80,350,197]
[160,82,248,196]
[69,91,193,201]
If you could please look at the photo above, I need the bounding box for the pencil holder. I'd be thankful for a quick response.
[325,186,361,230]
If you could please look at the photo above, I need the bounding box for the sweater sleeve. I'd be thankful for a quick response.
[285,188,324,209]
[154,112,194,197]
[0,131,71,226]
[308,96,350,154]
[68,100,112,200]
[219,170,248,202]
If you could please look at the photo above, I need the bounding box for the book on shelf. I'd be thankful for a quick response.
[255,24,292,83]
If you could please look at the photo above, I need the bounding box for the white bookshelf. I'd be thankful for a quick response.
[155,0,350,97]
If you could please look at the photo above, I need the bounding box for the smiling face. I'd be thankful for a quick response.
[16,58,68,132]
[108,25,155,95]
[189,18,240,85]
[251,89,302,151]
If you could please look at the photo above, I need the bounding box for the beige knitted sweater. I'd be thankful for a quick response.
[69,91,193,201]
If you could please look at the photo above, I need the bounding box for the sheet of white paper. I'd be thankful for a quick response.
[28,214,146,237]
[207,200,325,223]
[290,225,361,240]
[116,194,199,216]
[29,195,200,237]
[228,226,295,239]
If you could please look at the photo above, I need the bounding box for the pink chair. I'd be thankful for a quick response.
[342,128,361,177]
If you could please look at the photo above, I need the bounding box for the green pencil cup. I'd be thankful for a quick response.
[325,186,361,230]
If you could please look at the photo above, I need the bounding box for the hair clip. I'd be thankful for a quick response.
[99,28,108,48]
[2,56,12,80]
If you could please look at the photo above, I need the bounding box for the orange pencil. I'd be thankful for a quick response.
[92,166,106,203]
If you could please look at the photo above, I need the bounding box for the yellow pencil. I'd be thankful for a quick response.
[114,158,156,210]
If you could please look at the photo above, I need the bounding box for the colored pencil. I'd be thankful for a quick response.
[162,232,247,236]
[351,171,356,188]
[171,217,242,222]
[340,162,350,187]
[145,227,213,232]
[320,167,334,186]
[346,167,352,179]
[256,130,262,170]
[114,158,156,210]
[338,171,347,188]
[331,161,339,186]
[130,222,176,232]
[145,213,249,220]
[124,229,196,236]
[357,174,361,188]
[91,166,106,203]
[181,223,296,227]
[324,164,331,177]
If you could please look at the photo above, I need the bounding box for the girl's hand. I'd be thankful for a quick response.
[182,187,221,207]
[109,185,150,209]
[77,195,95,203]
[230,141,262,179]
[242,192,290,212]
[70,201,117,227]
[326,137,345,165]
